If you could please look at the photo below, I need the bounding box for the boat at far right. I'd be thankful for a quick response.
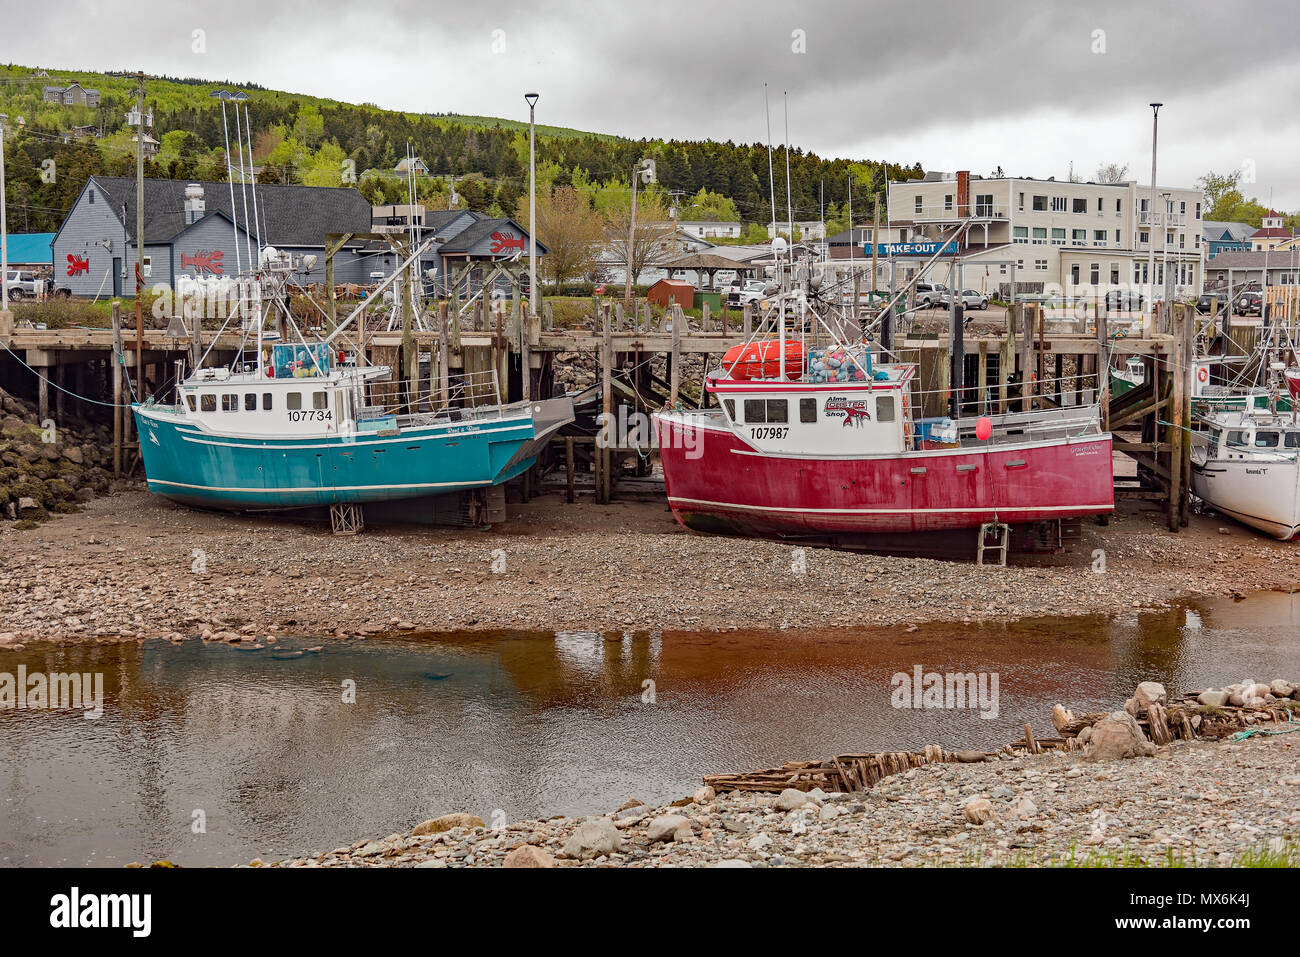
[1191,409,1300,540]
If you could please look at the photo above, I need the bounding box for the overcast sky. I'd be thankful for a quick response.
[4,0,1298,208]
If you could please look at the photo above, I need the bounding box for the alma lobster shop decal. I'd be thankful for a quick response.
[489,230,525,254]
[66,254,90,276]
[825,396,871,426]
[181,250,224,275]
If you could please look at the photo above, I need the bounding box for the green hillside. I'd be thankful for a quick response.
[0,62,923,236]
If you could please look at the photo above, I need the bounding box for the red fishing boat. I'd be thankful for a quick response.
[652,248,1113,557]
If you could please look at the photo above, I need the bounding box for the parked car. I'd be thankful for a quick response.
[938,289,988,311]
[726,280,770,308]
[1196,288,1240,313]
[1104,290,1145,311]
[913,283,948,309]
[1235,290,1263,316]
[2,269,43,301]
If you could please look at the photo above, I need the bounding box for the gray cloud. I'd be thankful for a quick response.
[4,0,1297,205]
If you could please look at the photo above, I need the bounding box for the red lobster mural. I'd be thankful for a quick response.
[489,230,525,255]
[66,254,90,276]
[181,250,224,275]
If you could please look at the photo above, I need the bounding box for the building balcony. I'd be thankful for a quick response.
[908,202,1011,223]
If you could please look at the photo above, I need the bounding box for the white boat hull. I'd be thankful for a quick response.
[1192,457,1300,541]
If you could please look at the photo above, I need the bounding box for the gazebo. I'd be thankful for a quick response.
[660,252,759,290]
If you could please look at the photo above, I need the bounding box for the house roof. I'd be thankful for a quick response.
[86,176,373,248]
[435,215,548,256]
[1202,251,1300,270]
[3,232,56,264]
[1203,221,1255,242]
[1249,225,1295,239]
[660,252,758,271]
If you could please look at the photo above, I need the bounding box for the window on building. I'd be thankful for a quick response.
[1196,202,1202,219]
[1180,201,1186,215]
[1139,230,1149,245]
[1032,195,1048,211]
[287,392,303,411]
[799,398,817,423]
[1072,229,1087,244]
[244,393,257,411]
[1114,229,1121,244]
[1051,196,1068,212]
[975,193,993,217]
[944,194,953,211]
[1013,226,1028,243]
[1018,192,1025,211]
[1070,264,1081,284]
[1035,259,1048,271]
[1090,262,1100,284]
[1094,229,1107,245]
[1110,264,1120,285]
[200,394,216,412]
[876,395,895,422]
[1073,198,1088,213]
[915,195,922,214]
[1032,227,1047,244]
[1116,198,1122,213]
[1052,228,1066,245]
[89,189,95,205]
[221,394,238,412]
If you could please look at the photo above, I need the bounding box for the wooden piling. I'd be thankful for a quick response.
[670,304,682,407]
[111,301,123,476]
[600,303,612,505]
[565,435,575,504]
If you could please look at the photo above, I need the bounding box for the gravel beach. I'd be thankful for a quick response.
[260,734,1300,869]
[1,486,1298,646]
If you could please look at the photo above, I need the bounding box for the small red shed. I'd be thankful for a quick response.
[647,278,695,309]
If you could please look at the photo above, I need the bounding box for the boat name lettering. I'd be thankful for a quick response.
[1245,467,1267,475]
[824,396,871,424]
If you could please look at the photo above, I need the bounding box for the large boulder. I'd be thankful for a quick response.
[645,814,692,843]
[1197,690,1229,708]
[1133,681,1167,710]
[1084,711,1157,762]
[411,813,485,836]
[502,845,555,868]
[562,818,623,860]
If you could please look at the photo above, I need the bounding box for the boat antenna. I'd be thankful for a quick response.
[783,91,794,248]
[244,101,264,252]
[211,90,242,275]
[232,93,254,274]
[764,84,777,247]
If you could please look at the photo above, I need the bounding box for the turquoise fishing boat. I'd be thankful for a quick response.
[133,249,571,515]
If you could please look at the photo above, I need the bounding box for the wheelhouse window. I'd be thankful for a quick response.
[200,394,216,412]
[1254,431,1279,448]
[799,398,817,423]
[185,395,196,411]
[723,399,735,421]
[312,391,328,410]
[876,395,896,422]
[1226,431,1248,448]
[244,393,257,411]
[1286,433,1300,448]
[287,392,303,411]
[744,398,787,423]
[221,393,238,412]
[262,393,273,410]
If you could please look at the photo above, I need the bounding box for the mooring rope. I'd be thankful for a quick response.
[1231,715,1300,741]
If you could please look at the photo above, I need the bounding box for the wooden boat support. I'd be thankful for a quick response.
[0,296,1209,527]
[702,694,1299,795]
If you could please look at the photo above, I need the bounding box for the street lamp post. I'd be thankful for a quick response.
[0,112,8,316]
[1147,103,1162,328]
[525,93,539,320]
[1160,191,1172,303]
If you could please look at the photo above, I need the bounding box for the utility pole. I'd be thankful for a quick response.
[132,72,146,403]
[1147,103,1161,334]
[625,162,638,302]
[525,93,539,319]
[1,111,9,320]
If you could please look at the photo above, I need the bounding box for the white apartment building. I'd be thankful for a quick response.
[679,220,743,240]
[885,171,1204,298]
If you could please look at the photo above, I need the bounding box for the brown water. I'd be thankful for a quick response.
[1,592,1297,867]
